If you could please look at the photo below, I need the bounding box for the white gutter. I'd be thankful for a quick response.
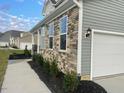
[73,0,83,75]
[73,0,80,7]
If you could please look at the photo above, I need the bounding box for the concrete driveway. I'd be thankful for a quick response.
[94,75,124,93]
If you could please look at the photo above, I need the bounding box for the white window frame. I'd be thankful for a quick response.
[40,27,46,49]
[59,15,68,52]
[48,22,54,49]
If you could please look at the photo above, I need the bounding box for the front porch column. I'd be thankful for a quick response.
[37,30,40,54]
[32,33,34,54]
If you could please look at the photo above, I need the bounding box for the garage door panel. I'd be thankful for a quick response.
[93,32,124,77]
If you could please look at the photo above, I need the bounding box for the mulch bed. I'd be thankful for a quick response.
[75,81,107,93]
[28,61,107,93]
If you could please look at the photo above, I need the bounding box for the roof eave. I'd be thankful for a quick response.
[30,0,75,33]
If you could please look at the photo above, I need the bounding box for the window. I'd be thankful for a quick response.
[60,15,68,50]
[40,27,45,49]
[48,22,54,49]
[49,37,53,49]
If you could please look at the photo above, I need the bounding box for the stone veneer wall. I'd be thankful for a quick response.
[40,7,79,73]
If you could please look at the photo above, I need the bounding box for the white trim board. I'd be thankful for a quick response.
[77,1,83,75]
[92,29,124,36]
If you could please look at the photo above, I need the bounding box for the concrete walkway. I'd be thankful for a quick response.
[1,59,52,93]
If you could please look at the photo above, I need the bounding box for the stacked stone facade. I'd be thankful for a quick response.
[40,7,79,73]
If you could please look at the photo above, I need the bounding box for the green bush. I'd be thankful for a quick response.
[36,54,44,66]
[32,54,37,62]
[63,72,79,93]
[32,54,79,93]
[35,54,39,62]
[11,45,18,49]
[50,59,60,77]
[24,49,31,57]
[43,59,50,75]
[32,54,35,61]
[39,54,44,66]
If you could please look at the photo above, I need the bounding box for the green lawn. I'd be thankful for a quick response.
[0,49,24,89]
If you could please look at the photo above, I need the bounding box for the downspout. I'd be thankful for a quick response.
[73,0,83,76]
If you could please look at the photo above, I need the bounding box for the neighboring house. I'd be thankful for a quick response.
[19,32,33,50]
[9,30,24,47]
[30,0,124,81]
[0,32,3,37]
[0,32,7,46]
[0,30,24,47]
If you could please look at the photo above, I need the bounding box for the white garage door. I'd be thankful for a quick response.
[92,31,124,78]
[20,43,32,50]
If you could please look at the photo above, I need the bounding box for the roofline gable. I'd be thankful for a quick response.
[30,0,75,33]
[42,0,64,16]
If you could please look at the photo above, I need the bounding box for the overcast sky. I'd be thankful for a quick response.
[0,0,45,32]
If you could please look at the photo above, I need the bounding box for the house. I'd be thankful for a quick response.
[0,30,24,47]
[30,0,124,81]
[0,31,10,46]
[18,32,33,50]
[0,32,3,37]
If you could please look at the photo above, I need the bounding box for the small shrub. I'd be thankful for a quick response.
[32,54,38,62]
[12,45,18,49]
[63,72,79,93]
[32,54,36,61]
[36,54,39,62]
[38,54,44,66]
[50,59,60,77]
[35,54,44,66]
[24,50,31,58]
[43,59,50,75]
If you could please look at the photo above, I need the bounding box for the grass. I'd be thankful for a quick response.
[0,49,24,89]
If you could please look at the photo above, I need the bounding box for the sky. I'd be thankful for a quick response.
[0,0,45,32]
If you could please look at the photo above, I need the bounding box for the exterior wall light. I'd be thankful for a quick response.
[86,28,92,37]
